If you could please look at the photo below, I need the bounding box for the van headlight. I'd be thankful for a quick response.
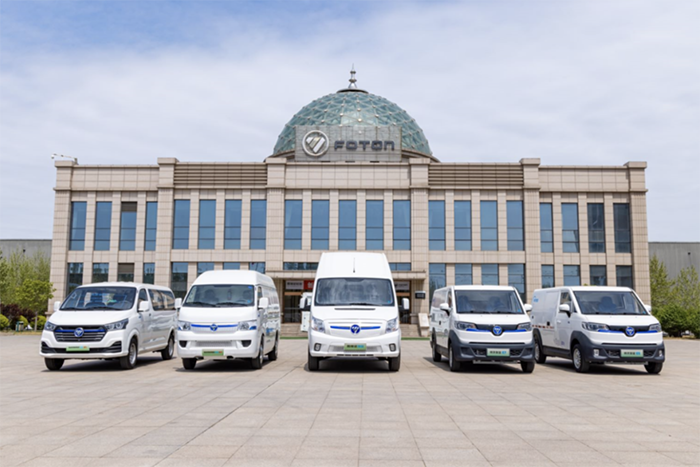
[455,322,477,331]
[517,322,532,331]
[44,321,57,331]
[649,323,662,332]
[311,317,325,333]
[582,322,609,331]
[385,318,399,333]
[104,319,129,331]
[239,320,257,331]
[178,320,191,331]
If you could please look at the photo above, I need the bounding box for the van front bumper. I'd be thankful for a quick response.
[176,330,260,359]
[577,332,665,364]
[309,329,400,358]
[40,330,128,359]
[452,338,535,363]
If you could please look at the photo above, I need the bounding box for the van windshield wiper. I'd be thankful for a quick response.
[82,306,115,310]
[185,301,216,307]
[215,302,249,307]
[347,302,378,306]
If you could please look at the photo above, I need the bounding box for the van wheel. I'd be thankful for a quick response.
[182,358,197,370]
[572,344,590,373]
[120,338,138,370]
[45,358,64,371]
[645,362,663,374]
[388,353,401,372]
[534,333,546,364]
[431,334,441,362]
[267,334,279,361]
[308,350,320,371]
[250,339,264,370]
[161,333,175,360]
[448,343,461,372]
[521,361,535,373]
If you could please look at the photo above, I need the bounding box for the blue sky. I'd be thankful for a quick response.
[1,0,698,241]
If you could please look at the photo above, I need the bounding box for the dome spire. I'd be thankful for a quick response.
[337,65,367,93]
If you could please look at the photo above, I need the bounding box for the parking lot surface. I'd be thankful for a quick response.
[1,335,699,467]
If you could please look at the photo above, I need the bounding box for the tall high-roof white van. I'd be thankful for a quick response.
[176,270,280,370]
[41,282,178,370]
[429,285,535,373]
[303,252,405,371]
[530,286,665,374]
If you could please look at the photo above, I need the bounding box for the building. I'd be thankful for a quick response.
[49,72,652,329]
[649,242,700,279]
[0,239,51,258]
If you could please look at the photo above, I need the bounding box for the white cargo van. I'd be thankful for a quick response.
[176,270,280,370]
[530,286,665,374]
[429,285,535,373]
[304,252,405,371]
[41,282,178,370]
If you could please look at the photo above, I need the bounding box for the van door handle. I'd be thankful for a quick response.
[546,322,551,326]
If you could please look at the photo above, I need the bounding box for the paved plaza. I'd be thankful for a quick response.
[1,335,698,467]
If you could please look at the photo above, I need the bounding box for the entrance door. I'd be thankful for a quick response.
[283,293,302,323]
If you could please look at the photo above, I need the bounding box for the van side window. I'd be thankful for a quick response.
[560,292,572,311]
[447,290,453,308]
[149,289,164,310]
[138,289,149,308]
[161,290,175,309]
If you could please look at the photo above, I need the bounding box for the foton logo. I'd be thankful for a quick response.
[302,131,330,157]
[334,140,395,151]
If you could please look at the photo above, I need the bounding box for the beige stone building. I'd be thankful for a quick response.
[49,76,651,331]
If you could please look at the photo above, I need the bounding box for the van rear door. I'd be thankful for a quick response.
[540,291,559,348]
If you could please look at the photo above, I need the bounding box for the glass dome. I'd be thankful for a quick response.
[272,88,432,157]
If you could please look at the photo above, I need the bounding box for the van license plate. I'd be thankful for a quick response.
[621,349,643,358]
[344,344,366,351]
[202,350,224,357]
[487,348,510,357]
[66,346,89,352]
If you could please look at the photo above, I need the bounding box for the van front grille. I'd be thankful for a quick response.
[54,326,106,342]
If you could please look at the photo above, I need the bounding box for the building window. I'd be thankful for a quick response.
[366,200,384,250]
[540,203,553,253]
[312,200,330,250]
[482,264,499,285]
[616,266,633,288]
[389,263,411,271]
[92,263,109,283]
[143,263,155,284]
[250,200,267,250]
[144,202,158,251]
[116,263,134,282]
[119,202,137,251]
[94,201,112,251]
[338,200,357,250]
[508,264,526,302]
[171,262,188,299]
[172,200,190,250]
[481,201,498,251]
[542,265,554,288]
[427,200,444,250]
[429,264,446,299]
[614,203,631,253]
[224,200,242,249]
[394,200,412,250]
[223,262,240,270]
[587,203,605,253]
[562,203,579,253]
[69,202,87,251]
[67,263,83,294]
[454,201,472,251]
[455,264,472,285]
[283,262,319,271]
[590,265,607,286]
[198,200,216,250]
[507,201,524,251]
[284,200,303,250]
[564,265,581,286]
[197,262,214,276]
[249,262,265,273]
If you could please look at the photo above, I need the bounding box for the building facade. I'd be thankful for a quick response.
[49,75,651,326]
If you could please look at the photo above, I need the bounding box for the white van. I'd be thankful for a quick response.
[304,252,405,371]
[41,282,178,370]
[429,285,535,373]
[530,286,665,374]
[176,270,280,370]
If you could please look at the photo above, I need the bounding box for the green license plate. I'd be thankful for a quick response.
[66,346,90,352]
[487,348,510,357]
[202,350,224,357]
[344,344,367,352]
[621,349,643,358]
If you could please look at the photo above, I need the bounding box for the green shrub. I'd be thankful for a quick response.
[36,315,47,330]
[0,314,9,330]
[687,308,700,338]
[654,304,690,337]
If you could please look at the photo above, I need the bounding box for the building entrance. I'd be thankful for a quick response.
[282,279,314,323]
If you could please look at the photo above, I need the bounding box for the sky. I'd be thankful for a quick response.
[0,0,698,241]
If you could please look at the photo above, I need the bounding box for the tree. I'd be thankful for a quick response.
[672,266,700,313]
[649,255,674,310]
[16,279,55,316]
[0,249,53,316]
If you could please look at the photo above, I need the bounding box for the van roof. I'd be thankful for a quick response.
[533,286,634,294]
[450,285,517,291]
[316,252,392,279]
[76,282,173,292]
[192,270,275,288]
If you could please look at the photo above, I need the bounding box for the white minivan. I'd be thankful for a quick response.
[304,252,405,371]
[530,286,665,374]
[176,270,280,370]
[429,286,536,373]
[41,282,178,370]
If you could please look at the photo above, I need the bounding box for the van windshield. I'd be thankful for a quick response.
[184,284,255,308]
[573,291,648,315]
[61,287,136,311]
[454,290,524,314]
[315,278,395,307]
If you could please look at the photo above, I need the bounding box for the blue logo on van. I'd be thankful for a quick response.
[210,324,218,332]
[74,327,84,338]
[350,324,361,334]
[625,326,635,337]
[492,326,503,336]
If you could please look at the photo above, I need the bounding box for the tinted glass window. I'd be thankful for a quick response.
[69,202,87,251]
[389,263,411,271]
[429,263,446,298]
[481,201,498,251]
[171,262,188,299]
[119,202,137,251]
[366,200,384,250]
[587,203,605,253]
[92,263,109,283]
[224,200,242,249]
[455,264,472,285]
[562,203,579,253]
[338,200,357,250]
[61,286,136,311]
[94,202,112,251]
[541,265,554,288]
[454,290,524,314]
[185,284,256,308]
[144,202,158,251]
[117,263,134,282]
[67,263,83,294]
[590,265,607,286]
[223,262,240,270]
[197,262,214,276]
[148,289,164,310]
[143,263,155,284]
[507,201,524,251]
[249,262,265,273]
[250,200,267,249]
[393,200,411,250]
[427,200,444,250]
[508,264,526,301]
[172,200,191,250]
[454,201,472,251]
[563,265,580,286]
[573,290,646,315]
[482,264,499,285]
[540,203,553,253]
[198,200,216,250]
[616,265,633,288]
[614,203,631,253]
[315,278,395,307]
[285,200,303,250]
[312,200,330,250]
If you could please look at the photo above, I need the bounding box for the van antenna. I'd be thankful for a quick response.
[353,257,356,274]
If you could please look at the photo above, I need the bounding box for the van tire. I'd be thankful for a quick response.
[388,354,401,372]
[534,333,546,364]
[250,339,264,370]
[308,351,320,371]
[267,334,279,361]
[182,358,197,370]
[572,344,590,373]
[645,362,663,374]
[521,361,535,373]
[161,333,175,360]
[45,358,64,371]
[431,334,441,362]
[448,343,461,372]
[120,338,138,370]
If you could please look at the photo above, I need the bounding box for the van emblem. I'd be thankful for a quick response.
[625,326,635,337]
[492,326,503,336]
[302,130,329,157]
[350,324,361,334]
[210,324,218,332]
[74,327,84,338]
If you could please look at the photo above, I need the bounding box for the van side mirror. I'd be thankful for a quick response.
[258,297,269,309]
[174,298,182,310]
[402,298,410,312]
[53,301,61,313]
[644,304,652,314]
[138,301,150,312]
[558,304,571,315]
[439,303,450,314]
[524,304,532,313]
[300,297,310,312]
